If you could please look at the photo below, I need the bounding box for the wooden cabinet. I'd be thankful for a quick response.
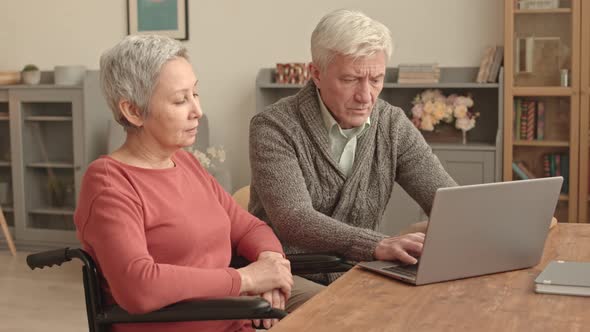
[0,71,109,249]
[503,0,583,223]
[256,67,503,233]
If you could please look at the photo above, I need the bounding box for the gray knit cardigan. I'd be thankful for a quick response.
[249,81,456,263]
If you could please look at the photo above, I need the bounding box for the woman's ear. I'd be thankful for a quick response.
[118,100,144,127]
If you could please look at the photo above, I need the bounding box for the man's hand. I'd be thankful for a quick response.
[373,232,425,264]
[398,221,428,235]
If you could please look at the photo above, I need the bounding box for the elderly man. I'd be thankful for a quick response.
[249,9,457,307]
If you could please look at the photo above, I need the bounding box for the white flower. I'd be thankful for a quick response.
[190,145,226,171]
[193,149,211,169]
[206,146,217,159]
[453,105,468,119]
[420,115,435,131]
[217,149,226,163]
[455,117,476,131]
[408,89,478,133]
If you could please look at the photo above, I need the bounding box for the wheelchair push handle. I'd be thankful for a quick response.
[26,248,72,270]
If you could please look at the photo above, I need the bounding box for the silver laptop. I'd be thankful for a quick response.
[358,177,563,285]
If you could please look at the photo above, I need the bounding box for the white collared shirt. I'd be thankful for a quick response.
[317,89,371,177]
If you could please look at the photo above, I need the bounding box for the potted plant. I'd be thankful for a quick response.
[22,64,41,85]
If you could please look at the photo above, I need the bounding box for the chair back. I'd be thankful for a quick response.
[232,185,250,210]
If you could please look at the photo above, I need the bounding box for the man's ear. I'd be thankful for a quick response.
[310,62,321,87]
[118,100,144,128]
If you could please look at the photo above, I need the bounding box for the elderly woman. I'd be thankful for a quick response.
[74,35,292,332]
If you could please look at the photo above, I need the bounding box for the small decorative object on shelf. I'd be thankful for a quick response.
[409,89,479,144]
[21,64,41,85]
[275,63,311,84]
[0,71,21,85]
[516,0,559,10]
[560,69,569,87]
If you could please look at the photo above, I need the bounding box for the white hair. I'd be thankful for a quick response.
[311,9,393,71]
[99,34,188,129]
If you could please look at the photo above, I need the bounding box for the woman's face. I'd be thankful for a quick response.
[141,57,202,152]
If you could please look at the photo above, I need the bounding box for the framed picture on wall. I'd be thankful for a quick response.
[127,0,188,41]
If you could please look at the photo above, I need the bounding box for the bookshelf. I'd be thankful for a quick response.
[503,0,581,223]
[578,0,590,222]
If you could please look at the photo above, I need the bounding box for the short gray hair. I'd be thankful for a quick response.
[99,34,188,128]
[311,9,393,71]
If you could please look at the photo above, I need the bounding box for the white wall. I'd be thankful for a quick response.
[0,0,503,191]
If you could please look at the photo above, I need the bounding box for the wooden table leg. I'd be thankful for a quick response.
[0,207,16,256]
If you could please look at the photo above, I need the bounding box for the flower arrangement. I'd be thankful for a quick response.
[188,145,226,172]
[409,89,479,134]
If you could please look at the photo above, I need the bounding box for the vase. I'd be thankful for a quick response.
[462,130,467,145]
[421,124,463,144]
[22,70,41,85]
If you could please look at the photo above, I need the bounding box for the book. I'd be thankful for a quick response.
[516,161,536,179]
[561,154,569,193]
[536,101,544,140]
[487,46,504,83]
[535,260,590,296]
[526,100,535,140]
[398,63,439,72]
[520,101,528,140]
[512,162,529,180]
[543,154,551,177]
[515,99,522,140]
[476,46,495,83]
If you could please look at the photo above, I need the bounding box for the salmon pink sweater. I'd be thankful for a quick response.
[74,150,284,332]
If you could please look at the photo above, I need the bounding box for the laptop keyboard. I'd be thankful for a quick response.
[383,264,419,277]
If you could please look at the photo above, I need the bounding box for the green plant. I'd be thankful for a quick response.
[22,64,39,72]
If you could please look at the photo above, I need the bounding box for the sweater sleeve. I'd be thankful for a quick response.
[392,108,458,215]
[249,113,386,262]
[206,173,285,262]
[79,188,242,314]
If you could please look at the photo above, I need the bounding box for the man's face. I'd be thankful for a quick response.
[311,51,386,129]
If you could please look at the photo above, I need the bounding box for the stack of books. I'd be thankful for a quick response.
[514,99,545,141]
[476,46,504,83]
[543,153,569,194]
[512,156,569,194]
[397,63,440,84]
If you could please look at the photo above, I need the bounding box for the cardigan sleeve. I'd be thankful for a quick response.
[78,188,242,314]
[249,112,386,262]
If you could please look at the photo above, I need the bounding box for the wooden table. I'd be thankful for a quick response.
[273,224,590,331]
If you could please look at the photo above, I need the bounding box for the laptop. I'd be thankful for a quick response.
[358,177,563,285]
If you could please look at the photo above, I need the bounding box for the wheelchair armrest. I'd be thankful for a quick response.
[98,296,287,324]
[288,253,354,274]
